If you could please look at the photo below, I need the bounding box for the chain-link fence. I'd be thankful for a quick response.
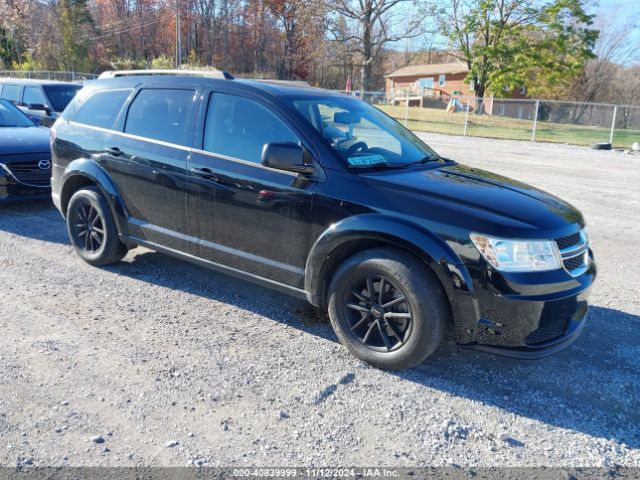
[342,89,640,149]
[0,70,98,81]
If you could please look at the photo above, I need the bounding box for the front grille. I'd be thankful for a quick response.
[525,301,573,345]
[556,232,581,250]
[555,230,589,276]
[564,254,586,271]
[2,160,51,187]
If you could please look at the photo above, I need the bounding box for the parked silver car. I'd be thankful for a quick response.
[0,79,82,127]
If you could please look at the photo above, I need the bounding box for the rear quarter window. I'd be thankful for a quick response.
[69,89,132,129]
[43,85,82,112]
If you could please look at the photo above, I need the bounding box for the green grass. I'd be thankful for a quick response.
[377,105,640,148]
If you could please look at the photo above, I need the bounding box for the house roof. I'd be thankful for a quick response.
[385,63,469,78]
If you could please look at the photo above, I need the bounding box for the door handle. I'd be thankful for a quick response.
[104,147,123,156]
[190,167,218,180]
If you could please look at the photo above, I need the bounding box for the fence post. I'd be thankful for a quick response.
[404,92,409,127]
[463,99,470,136]
[531,100,540,142]
[609,105,617,145]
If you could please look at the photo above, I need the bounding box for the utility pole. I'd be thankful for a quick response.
[176,2,182,68]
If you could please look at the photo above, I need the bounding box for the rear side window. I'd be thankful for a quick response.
[71,89,131,129]
[23,87,47,106]
[1,84,21,103]
[43,85,82,112]
[203,93,298,163]
[124,89,194,146]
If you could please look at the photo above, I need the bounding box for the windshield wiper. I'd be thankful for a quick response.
[378,155,444,169]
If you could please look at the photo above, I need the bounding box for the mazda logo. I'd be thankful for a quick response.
[38,160,51,170]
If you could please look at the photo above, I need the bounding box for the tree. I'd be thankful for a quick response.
[332,0,428,91]
[438,0,597,110]
[0,0,34,65]
[567,11,640,104]
[58,0,95,71]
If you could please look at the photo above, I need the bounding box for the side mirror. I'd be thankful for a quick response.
[28,103,51,115]
[261,142,314,175]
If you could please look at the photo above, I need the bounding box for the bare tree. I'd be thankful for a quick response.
[331,0,428,91]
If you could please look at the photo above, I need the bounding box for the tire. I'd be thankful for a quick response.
[328,247,448,370]
[66,186,128,266]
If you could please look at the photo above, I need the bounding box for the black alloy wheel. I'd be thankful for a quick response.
[70,199,105,253]
[66,186,128,266]
[328,247,448,370]
[343,274,413,352]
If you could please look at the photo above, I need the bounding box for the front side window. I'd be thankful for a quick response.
[1,84,21,103]
[23,87,47,107]
[125,89,194,146]
[290,96,439,168]
[43,85,82,112]
[71,89,131,129]
[203,93,299,163]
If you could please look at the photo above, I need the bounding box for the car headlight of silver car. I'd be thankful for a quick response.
[470,234,562,272]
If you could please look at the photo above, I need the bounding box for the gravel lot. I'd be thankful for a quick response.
[0,132,639,468]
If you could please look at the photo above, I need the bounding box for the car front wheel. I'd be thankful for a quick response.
[66,186,128,266]
[328,247,448,370]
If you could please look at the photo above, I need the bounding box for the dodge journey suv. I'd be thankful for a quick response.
[51,70,596,370]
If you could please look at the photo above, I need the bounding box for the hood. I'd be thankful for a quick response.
[362,163,583,237]
[0,127,50,156]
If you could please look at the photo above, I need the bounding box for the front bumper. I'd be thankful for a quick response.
[0,167,51,202]
[448,252,596,359]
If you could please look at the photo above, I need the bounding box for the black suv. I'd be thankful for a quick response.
[51,71,596,370]
[0,79,82,127]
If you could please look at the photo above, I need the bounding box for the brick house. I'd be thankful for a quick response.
[385,63,472,99]
[385,62,528,115]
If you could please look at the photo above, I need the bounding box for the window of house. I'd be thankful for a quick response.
[125,89,195,146]
[520,85,526,95]
[71,89,132,129]
[439,74,445,87]
[418,78,434,89]
[203,93,299,163]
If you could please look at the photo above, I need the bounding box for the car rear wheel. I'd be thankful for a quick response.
[66,187,128,266]
[328,247,447,370]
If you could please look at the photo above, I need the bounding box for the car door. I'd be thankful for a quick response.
[100,85,199,252]
[187,90,318,288]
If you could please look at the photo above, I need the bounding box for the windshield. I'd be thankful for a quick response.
[43,84,82,112]
[0,99,35,127]
[290,95,441,168]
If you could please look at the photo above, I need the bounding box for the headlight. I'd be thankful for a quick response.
[470,234,561,272]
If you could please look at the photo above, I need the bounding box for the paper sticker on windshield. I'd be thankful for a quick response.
[347,154,387,167]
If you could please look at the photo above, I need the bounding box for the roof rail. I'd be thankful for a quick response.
[252,79,310,87]
[98,69,234,80]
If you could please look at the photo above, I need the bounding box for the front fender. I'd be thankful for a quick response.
[59,158,128,232]
[304,213,469,306]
